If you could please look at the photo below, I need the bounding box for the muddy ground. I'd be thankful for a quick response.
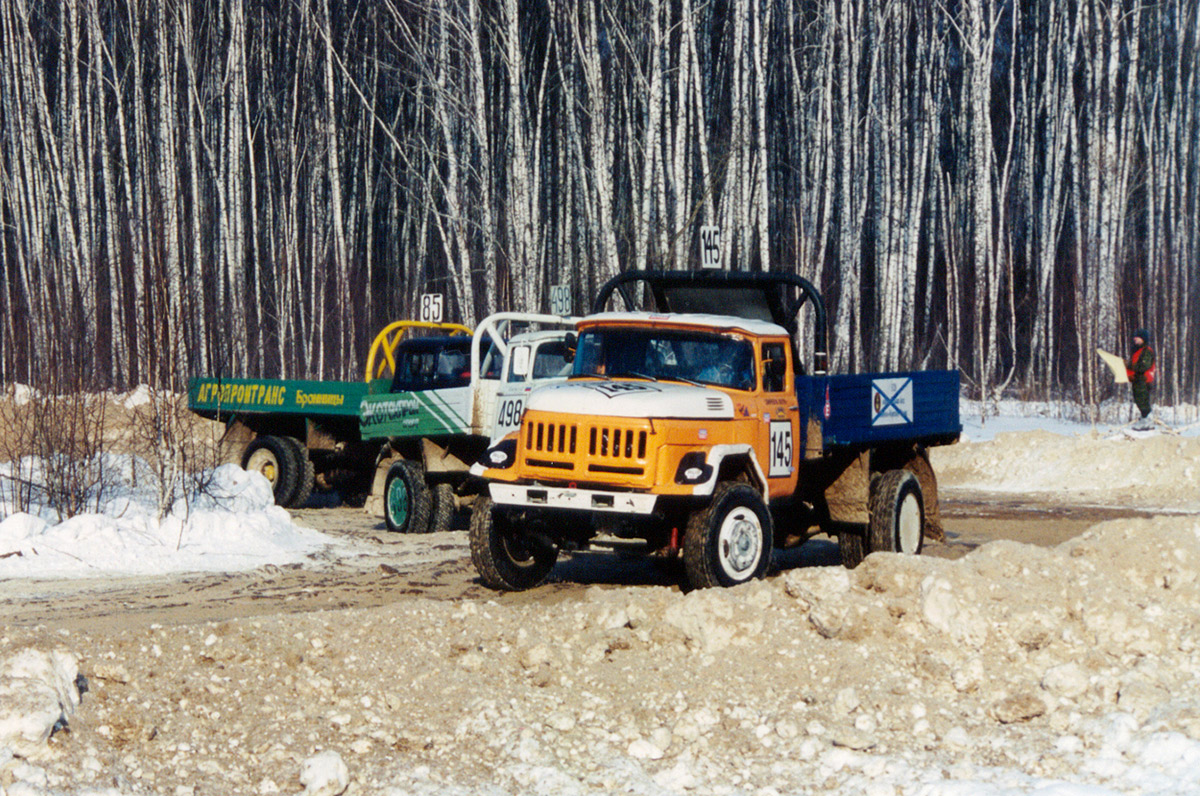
[0,490,1159,632]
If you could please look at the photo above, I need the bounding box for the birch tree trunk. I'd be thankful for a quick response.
[320,0,349,375]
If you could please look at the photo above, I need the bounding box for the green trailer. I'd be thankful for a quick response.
[188,320,472,510]
[188,376,372,508]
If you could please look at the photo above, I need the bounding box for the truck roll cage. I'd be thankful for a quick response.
[592,270,829,375]
[364,321,473,382]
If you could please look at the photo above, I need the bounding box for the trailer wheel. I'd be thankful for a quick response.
[281,436,315,508]
[383,461,433,534]
[683,482,772,589]
[469,497,557,590]
[838,530,867,569]
[428,483,456,533]
[869,470,924,555]
[243,436,300,507]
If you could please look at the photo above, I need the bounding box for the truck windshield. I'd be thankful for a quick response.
[573,327,755,391]
[391,339,473,392]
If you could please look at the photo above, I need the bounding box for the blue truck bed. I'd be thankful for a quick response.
[797,370,961,451]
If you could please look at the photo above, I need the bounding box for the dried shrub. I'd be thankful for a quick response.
[0,384,116,522]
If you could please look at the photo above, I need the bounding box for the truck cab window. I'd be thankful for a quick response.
[762,342,787,392]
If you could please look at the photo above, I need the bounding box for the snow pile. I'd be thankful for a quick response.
[116,385,154,410]
[300,750,350,796]
[0,649,82,760]
[4,516,1199,795]
[3,383,37,407]
[933,428,1200,509]
[0,461,338,579]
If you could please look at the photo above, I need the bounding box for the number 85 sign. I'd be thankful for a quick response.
[420,293,444,323]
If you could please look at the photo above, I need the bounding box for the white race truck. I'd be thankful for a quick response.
[359,312,578,533]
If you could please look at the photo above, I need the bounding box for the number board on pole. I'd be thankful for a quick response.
[419,293,444,323]
[549,285,571,316]
[700,226,722,269]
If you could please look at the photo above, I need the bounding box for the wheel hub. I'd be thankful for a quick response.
[246,450,278,485]
[388,479,410,525]
[718,510,761,575]
[898,493,922,554]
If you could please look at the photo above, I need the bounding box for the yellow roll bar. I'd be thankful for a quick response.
[364,321,473,382]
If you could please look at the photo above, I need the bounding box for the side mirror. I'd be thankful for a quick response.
[510,345,531,378]
[563,332,577,363]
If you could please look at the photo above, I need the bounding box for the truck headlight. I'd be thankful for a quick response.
[484,439,517,470]
[674,451,713,485]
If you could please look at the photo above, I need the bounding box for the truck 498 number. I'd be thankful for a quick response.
[496,398,525,434]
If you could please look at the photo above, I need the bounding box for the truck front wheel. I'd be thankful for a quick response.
[243,436,300,507]
[469,497,557,590]
[383,461,433,533]
[684,482,773,589]
[838,531,867,569]
[869,470,924,555]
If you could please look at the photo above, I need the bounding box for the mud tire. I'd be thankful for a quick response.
[383,461,433,534]
[281,436,315,508]
[869,470,924,555]
[683,482,772,589]
[839,530,867,569]
[469,497,557,591]
[428,482,456,533]
[242,436,300,507]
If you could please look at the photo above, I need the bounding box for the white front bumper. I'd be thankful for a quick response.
[489,483,658,515]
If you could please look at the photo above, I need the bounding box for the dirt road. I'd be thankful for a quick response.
[0,491,1166,631]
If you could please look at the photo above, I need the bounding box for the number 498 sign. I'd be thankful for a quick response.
[549,285,571,316]
[700,225,722,269]
[420,293,444,323]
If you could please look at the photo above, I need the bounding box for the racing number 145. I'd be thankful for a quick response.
[768,421,793,477]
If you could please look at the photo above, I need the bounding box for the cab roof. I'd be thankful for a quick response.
[396,335,471,352]
[580,311,789,338]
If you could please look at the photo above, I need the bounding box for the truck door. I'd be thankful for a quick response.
[489,338,573,442]
[759,340,799,499]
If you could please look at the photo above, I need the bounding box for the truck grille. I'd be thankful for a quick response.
[526,421,578,455]
[588,426,647,460]
[523,419,650,478]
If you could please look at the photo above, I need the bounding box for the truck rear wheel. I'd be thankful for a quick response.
[869,470,924,555]
[469,497,557,590]
[684,482,772,589]
[383,461,433,534]
[281,436,315,509]
[243,436,300,507]
[429,483,456,533]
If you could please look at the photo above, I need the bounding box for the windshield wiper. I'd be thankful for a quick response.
[608,370,658,382]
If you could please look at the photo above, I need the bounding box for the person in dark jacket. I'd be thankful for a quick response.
[1126,329,1156,429]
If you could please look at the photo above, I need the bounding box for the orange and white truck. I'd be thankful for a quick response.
[468,270,961,590]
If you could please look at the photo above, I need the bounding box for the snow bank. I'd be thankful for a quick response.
[0,461,338,579]
[958,398,1200,442]
[933,426,1200,509]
